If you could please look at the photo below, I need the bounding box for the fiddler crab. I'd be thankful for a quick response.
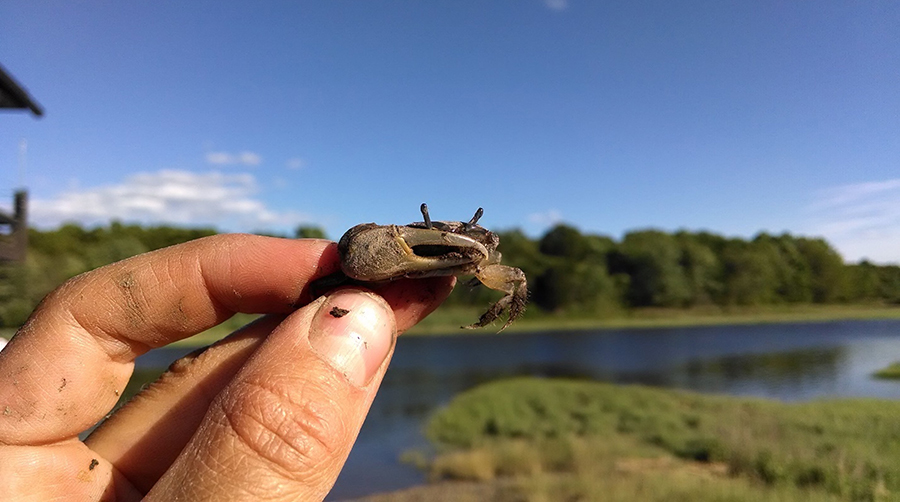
[314,204,527,331]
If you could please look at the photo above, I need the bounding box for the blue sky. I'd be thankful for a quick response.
[1,1,898,262]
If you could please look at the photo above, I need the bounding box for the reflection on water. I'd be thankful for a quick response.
[684,347,842,380]
[124,319,900,500]
[678,347,844,397]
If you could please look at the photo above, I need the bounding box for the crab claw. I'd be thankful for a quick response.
[463,264,528,332]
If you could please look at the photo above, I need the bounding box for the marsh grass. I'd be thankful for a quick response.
[1,314,260,349]
[376,438,844,502]
[405,304,900,336]
[169,313,261,347]
[24,302,894,347]
[873,361,900,380]
[420,378,900,501]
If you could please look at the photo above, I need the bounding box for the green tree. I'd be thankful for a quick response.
[135,225,216,250]
[676,233,721,305]
[295,225,327,239]
[534,261,620,315]
[795,238,847,303]
[4,221,893,326]
[876,265,900,304]
[845,261,881,302]
[496,229,547,280]
[720,241,778,305]
[539,224,589,259]
[84,237,149,269]
[2,222,218,328]
[748,234,811,303]
[616,230,691,307]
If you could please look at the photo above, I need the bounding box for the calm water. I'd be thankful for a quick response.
[132,319,900,500]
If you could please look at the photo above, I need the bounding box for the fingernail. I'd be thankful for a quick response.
[308,289,396,386]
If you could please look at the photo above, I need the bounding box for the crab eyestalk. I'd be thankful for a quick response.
[465,207,484,231]
[420,203,432,229]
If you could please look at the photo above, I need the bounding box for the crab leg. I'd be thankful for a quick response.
[465,264,527,332]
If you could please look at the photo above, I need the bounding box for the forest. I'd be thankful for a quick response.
[1,221,900,328]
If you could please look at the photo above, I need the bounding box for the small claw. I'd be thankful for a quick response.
[462,280,527,332]
[504,283,528,330]
[463,264,527,331]
[462,295,510,331]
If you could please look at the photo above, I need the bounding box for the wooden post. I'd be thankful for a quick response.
[0,190,27,262]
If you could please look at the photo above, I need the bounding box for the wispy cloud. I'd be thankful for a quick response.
[285,157,305,170]
[543,0,568,11]
[30,169,311,230]
[528,209,563,227]
[812,179,900,209]
[205,151,262,166]
[806,178,900,264]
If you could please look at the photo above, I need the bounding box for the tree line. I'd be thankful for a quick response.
[1,221,899,327]
[492,225,900,315]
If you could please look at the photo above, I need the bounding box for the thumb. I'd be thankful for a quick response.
[146,289,396,501]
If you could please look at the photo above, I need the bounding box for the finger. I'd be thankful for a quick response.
[0,441,123,501]
[0,235,340,445]
[85,275,453,493]
[146,289,398,501]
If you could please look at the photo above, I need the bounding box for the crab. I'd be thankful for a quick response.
[316,204,527,331]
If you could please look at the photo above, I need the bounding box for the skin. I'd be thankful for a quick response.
[0,234,454,501]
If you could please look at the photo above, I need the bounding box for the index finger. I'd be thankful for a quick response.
[0,234,340,444]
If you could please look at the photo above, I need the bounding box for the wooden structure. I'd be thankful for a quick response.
[0,191,27,262]
[0,64,43,116]
[0,63,42,261]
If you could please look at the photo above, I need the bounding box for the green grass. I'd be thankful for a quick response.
[5,303,900,348]
[873,362,900,380]
[405,303,900,336]
[0,315,258,349]
[380,438,846,502]
[169,313,261,347]
[418,378,900,501]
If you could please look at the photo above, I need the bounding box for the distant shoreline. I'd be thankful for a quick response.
[405,303,900,335]
[4,304,898,348]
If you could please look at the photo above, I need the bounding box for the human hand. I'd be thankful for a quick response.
[0,234,454,501]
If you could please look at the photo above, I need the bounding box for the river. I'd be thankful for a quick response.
[130,319,900,500]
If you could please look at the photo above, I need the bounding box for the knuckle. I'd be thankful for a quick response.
[216,374,350,479]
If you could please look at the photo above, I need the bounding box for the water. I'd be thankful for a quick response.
[131,319,900,499]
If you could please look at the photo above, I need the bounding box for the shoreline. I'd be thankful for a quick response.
[353,378,900,502]
[404,303,900,336]
[4,304,899,348]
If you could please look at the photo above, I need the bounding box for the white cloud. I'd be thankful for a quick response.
[527,209,563,227]
[812,179,900,210]
[806,178,900,264]
[286,158,305,170]
[205,150,262,166]
[30,169,311,231]
[543,0,568,11]
[272,176,289,189]
[205,152,233,165]
[238,151,262,166]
